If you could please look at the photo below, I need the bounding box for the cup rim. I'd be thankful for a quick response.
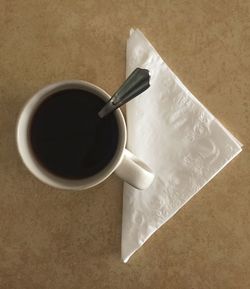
[16,80,127,190]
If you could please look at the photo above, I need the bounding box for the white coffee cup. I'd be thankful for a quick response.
[16,80,154,190]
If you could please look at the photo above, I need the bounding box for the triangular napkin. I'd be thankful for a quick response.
[122,29,242,262]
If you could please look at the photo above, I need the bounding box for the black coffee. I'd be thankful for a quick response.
[29,89,119,179]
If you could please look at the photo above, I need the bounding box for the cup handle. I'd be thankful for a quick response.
[115,149,154,190]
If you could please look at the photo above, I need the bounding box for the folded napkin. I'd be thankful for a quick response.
[122,29,242,263]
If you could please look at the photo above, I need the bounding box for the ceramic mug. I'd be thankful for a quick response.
[16,80,154,190]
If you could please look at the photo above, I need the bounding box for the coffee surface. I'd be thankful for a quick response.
[29,89,119,179]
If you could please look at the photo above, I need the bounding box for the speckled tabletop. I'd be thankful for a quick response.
[0,1,249,288]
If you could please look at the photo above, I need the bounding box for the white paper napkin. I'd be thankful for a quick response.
[122,29,242,263]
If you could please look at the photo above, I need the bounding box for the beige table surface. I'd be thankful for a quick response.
[0,1,249,288]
